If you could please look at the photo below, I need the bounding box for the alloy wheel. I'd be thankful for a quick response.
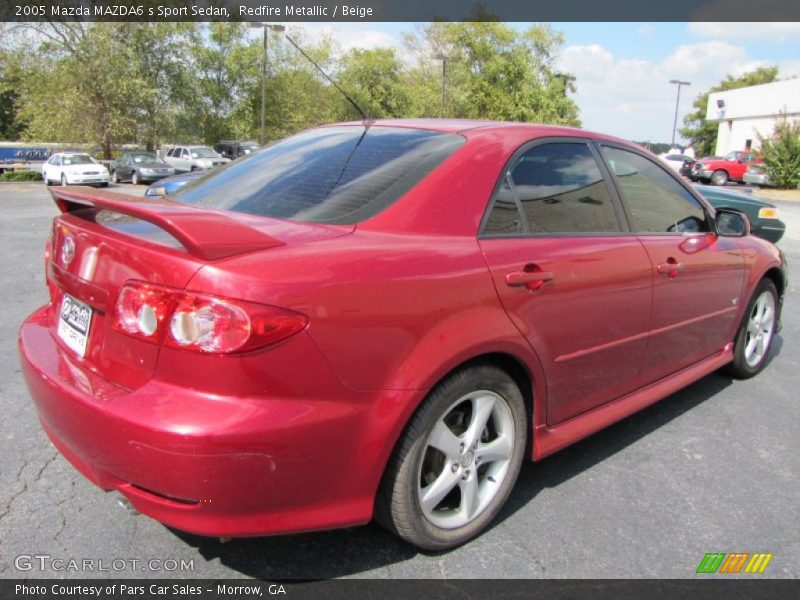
[417,390,515,529]
[744,290,776,368]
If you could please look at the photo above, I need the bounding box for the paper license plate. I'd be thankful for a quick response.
[57,294,93,357]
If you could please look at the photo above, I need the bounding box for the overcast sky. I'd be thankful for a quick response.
[292,22,800,143]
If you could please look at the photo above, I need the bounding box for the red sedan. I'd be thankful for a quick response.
[19,120,786,550]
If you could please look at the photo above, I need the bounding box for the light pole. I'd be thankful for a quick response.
[433,52,447,117]
[250,23,286,145]
[669,79,691,147]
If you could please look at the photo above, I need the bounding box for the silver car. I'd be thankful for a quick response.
[164,145,230,173]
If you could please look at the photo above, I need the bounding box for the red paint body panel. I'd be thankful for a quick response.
[18,120,786,539]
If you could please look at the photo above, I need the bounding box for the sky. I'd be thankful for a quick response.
[291,22,800,144]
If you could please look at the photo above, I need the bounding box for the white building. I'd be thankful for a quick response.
[706,78,800,156]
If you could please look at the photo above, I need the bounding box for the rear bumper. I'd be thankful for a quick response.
[19,305,403,537]
[743,172,772,186]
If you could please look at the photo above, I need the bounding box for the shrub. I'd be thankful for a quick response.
[759,113,800,189]
[0,170,43,182]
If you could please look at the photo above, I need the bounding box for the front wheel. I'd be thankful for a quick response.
[60,173,67,186]
[131,171,139,185]
[725,279,779,378]
[111,170,119,184]
[710,170,729,186]
[375,364,527,550]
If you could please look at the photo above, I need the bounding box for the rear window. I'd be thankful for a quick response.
[170,126,464,224]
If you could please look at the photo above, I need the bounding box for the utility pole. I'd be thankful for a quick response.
[250,23,286,145]
[669,79,691,146]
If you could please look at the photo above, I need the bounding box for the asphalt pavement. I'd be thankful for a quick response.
[1,182,798,579]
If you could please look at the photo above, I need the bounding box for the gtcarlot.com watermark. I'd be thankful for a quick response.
[14,554,194,573]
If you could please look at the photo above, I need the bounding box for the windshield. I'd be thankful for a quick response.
[131,153,162,164]
[190,147,218,158]
[63,155,94,165]
[171,126,464,224]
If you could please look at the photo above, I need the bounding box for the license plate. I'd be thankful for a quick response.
[57,294,93,357]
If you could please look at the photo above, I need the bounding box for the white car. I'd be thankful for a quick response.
[658,153,693,175]
[163,145,230,173]
[42,152,110,187]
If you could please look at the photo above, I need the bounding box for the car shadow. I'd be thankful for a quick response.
[170,337,781,579]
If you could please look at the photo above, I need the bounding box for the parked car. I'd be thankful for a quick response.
[658,152,694,176]
[690,150,761,185]
[20,121,786,551]
[743,163,774,187]
[111,152,175,185]
[163,145,230,173]
[694,184,785,243]
[42,152,109,187]
[144,170,204,198]
[215,140,260,160]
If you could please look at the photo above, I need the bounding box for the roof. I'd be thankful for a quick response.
[707,78,800,121]
[329,118,630,145]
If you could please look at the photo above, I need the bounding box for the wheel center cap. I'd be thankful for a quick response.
[460,451,474,468]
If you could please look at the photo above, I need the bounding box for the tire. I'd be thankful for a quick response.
[190,166,198,172]
[111,170,118,184]
[43,172,51,186]
[60,173,67,186]
[99,182,109,188]
[132,171,139,185]
[710,170,729,186]
[725,279,778,378]
[375,364,527,550]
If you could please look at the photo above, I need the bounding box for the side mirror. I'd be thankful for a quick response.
[715,208,750,237]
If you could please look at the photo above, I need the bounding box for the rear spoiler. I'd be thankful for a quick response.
[50,186,284,261]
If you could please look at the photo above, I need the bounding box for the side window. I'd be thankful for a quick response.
[182,149,190,158]
[484,142,621,235]
[601,146,708,234]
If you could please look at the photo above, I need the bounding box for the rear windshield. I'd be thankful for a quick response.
[170,126,465,224]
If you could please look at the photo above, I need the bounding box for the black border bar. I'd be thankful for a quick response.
[3,579,800,600]
[3,0,800,22]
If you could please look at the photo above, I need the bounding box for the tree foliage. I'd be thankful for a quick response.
[758,113,800,189]
[1,22,580,153]
[679,66,779,157]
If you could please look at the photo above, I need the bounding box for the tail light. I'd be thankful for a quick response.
[112,281,308,354]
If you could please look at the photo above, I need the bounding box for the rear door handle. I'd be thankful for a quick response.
[657,258,684,278]
[505,269,554,291]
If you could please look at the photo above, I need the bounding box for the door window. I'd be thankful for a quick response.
[601,146,708,234]
[484,142,621,235]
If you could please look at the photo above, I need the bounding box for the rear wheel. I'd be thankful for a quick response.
[111,170,119,184]
[132,171,139,185]
[726,279,778,378]
[710,170,729,186]
[376,364,527,550]
[60,173,67,186]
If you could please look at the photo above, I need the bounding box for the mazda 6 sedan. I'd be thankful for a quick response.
[19,120,787,550]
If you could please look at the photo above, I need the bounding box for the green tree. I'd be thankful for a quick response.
[12,23,140,157]
[758,113,800,189]
[336,48,411,119]
[403,22,579,125]
[679,66,779,157]
[184,23,260,145]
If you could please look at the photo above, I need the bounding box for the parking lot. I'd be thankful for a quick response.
[1,182,798,579]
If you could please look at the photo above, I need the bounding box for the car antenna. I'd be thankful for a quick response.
[283,33,372,124]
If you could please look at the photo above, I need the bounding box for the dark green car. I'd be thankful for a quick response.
[694,184,785,243]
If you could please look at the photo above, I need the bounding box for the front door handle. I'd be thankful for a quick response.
[657,257,684,278]
[505,269,554,291]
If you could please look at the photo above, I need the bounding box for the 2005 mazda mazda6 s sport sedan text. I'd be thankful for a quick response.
[19,120,787,550]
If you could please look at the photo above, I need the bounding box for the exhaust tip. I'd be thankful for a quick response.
[115,494,140,515]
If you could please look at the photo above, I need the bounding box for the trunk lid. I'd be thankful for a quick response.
[46,186,351,389]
